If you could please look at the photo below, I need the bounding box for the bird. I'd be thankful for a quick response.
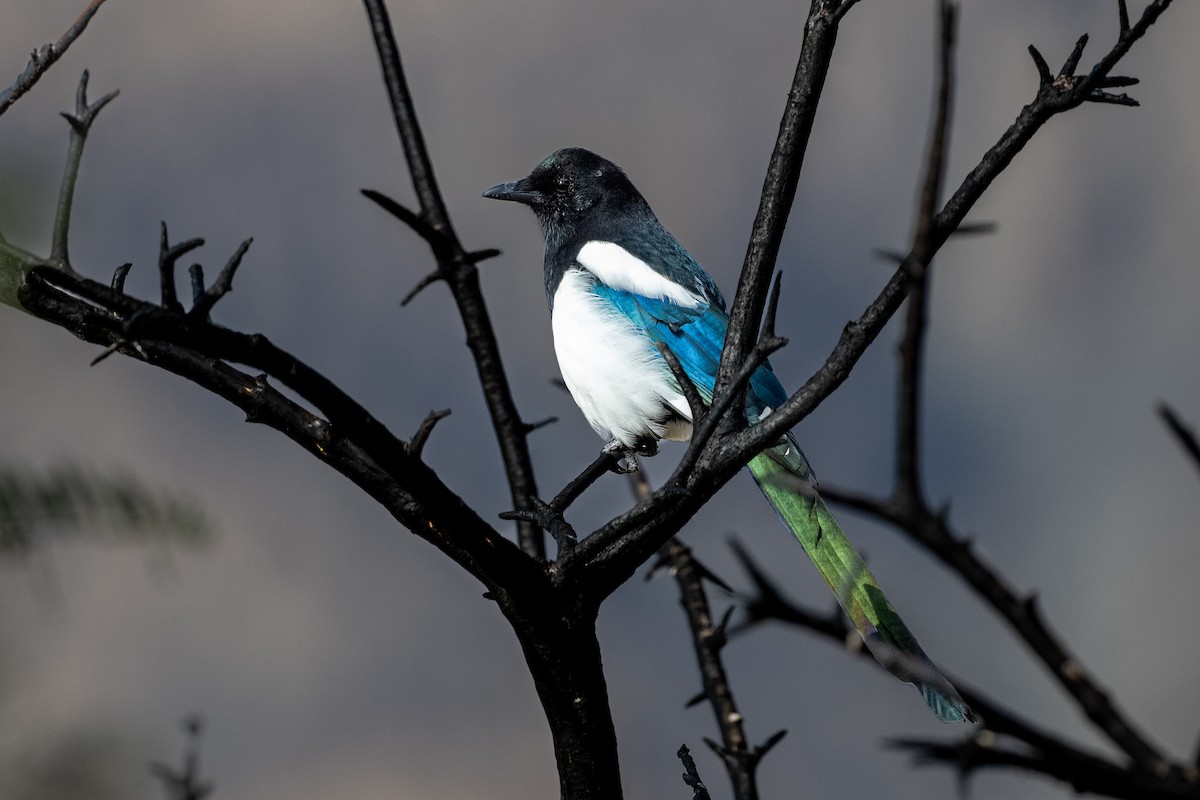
[483,147,975,724]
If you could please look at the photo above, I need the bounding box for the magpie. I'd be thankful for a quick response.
[484,147,974,723]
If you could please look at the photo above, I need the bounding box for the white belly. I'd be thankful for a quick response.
[551,269,691,447]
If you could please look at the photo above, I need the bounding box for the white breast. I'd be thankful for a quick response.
[551,268,692,447]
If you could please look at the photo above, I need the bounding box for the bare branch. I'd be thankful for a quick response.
[361,0,543,558]
[661,537,765,800]
[20,267,541,595]
[52,71,118,270]
[713,0,850,422]
[734,1,1177,465]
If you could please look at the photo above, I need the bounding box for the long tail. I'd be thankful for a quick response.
[747,434,975,724]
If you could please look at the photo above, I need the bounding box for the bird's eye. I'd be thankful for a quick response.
[555,174,570,191]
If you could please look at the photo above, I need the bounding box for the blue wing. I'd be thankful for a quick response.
[590,284,787,420]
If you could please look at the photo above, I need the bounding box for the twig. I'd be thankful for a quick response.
[51,71,118,270]
[661,537,778,800]
[0,0,110,118]
[409,408,451,457]
[714,1,850,408]
[550,450,622,515]
[189,238,253,320]
[631,459,780,800]
[677,744,712,800]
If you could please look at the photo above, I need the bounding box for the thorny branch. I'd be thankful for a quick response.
[360,0,545,559]
[656,538,786,800]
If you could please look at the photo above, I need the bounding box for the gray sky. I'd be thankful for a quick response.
[1,1,1198,799]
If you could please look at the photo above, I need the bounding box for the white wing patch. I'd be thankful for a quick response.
[552,268,692,447]
[576,240,703,307]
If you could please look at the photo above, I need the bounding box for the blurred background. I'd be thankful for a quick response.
[1,1,1197,798]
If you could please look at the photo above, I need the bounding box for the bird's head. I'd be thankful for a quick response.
[483,148,643,240]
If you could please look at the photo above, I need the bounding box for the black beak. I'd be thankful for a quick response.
[482,177,541,205]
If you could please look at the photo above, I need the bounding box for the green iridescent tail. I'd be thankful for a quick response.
[748,434,976,724]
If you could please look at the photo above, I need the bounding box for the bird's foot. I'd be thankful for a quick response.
[602,438,658,473]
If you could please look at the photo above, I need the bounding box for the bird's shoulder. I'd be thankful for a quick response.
[565,211,726,310]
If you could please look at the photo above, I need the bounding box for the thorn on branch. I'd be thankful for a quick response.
[89,305,155,366]
[952,221,998,236]
[500,496,577,557]
[521,415,557,435]
[1088,90,1138,107]
[400,268,447,306]
[60,69,118,135]
[755,728,788,757]
[676,744,711,800]
[466,247,502,265]
[694,557,735,595]
[111,262,132,293]
[89,340,124,366]
[711,604,736,645]
[1098,75,1140,89]
[873,248,908,265]
[188,264,205,306]
[409,408,451,456]
[1028,45,1053,86]
[189,237,253,320]
[831,0,863,23]
[362,188,448,253]
[158,222,205,313]
[1060,34,1089,78]
[1021,591,1041,619]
